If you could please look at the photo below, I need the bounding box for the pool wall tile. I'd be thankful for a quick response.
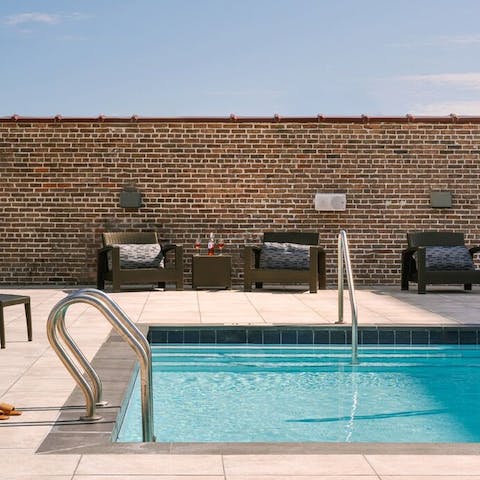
[412,330,429,345]
[149,330,167,343]
[430,329,459,345]
[445,330,460,344]
[331,330,346,345]
[149,326,480,346]
[313,330,330,344]
[184,330,200,343]
[297,330,313,344]
[378,330,395,344]
[362,330,379,344]
[281,330,297,344]
[167,330,184,343]
[246,329,263,344]
[460,330,477,344]
[264,330,281,344]
[199,329,216,343]
[217,329,247,344]
[395,330,411,344]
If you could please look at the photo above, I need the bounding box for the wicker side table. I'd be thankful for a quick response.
[192,255,232,289]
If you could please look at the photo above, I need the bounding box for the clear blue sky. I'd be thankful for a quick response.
[1,0,480,117]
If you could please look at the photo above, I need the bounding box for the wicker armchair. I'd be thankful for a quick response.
[244,232,326,293]
[401,231,480,294]
[97,232,183,292]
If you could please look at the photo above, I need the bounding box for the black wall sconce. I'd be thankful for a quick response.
[119,185,143,209]
[430,191,452,208]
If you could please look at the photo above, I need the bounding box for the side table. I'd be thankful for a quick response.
[192,255,232,289]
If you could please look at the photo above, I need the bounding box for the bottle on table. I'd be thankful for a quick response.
[207,232,215,256]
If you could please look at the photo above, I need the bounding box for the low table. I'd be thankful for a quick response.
[0,294,33,349]
[192,255,232,289]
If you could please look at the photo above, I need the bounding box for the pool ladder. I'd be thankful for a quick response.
[46,288,155,442]
[336,230,359,364]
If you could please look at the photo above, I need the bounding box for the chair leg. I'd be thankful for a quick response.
[0,306,5,349]
[24,301,32,342]
[401,254,409,291]
[310,262,319,293]
[401,273,409,290]
[112,278,121,293]
[318,250,326,290]
[244,281,252,292]
[418,282,426,294]
[465,284,472,291]
[318,272,326,290]
[97,276,105,290]
[96,252,106,290]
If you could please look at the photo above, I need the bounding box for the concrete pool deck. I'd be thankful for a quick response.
[1,285,480,478]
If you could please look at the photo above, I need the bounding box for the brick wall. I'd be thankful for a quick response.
[1,115,480,287]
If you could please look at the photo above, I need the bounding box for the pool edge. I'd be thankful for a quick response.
[37,325,480,455]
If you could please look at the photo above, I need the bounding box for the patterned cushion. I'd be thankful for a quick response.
[259,242,310,270]
[425,246,474,271]
[108,244,164,270]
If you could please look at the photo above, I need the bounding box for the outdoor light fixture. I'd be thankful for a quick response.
[430,191,452,208]
[314,193,347,211]
[119,186,143,209]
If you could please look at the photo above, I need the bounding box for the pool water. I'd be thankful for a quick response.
[116,345,480,443]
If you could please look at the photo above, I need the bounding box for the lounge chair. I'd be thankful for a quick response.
[97,232,183,292]
[244,232,326,293]
[401,231,480,293]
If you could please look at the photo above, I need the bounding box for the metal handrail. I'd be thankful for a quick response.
[47,289,155,442]
[336,230,359,364]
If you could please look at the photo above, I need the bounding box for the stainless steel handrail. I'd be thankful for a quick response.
[46,289,155,442]
[336,230,359,364]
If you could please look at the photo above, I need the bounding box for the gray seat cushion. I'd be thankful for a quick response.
[425,246,475,271]
[259,242,310,270]
[108,244,164,270]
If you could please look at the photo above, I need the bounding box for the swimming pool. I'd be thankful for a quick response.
[116,345,480,443]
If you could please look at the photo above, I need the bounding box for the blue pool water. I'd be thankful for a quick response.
[116,345,480,443]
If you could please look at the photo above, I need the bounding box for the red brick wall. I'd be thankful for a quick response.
[1,116,480,287]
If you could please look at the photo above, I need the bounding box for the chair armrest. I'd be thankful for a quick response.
[244,245,262,268]
[97,245,120,274]
[469,246,480,256]
[309,246,323,264]
[97,246,114,290]
[161,243,182,268]
[401,247,418,269]
[402,247,417,256]
[161,243,177,255]
[97,246,112,255]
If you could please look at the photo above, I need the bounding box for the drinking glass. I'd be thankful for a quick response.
[218,238,225,255]
[194,238,201,255]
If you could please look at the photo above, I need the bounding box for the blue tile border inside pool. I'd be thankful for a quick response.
[148,326,480,346]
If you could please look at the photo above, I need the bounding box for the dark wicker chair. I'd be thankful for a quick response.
[97,232,183,292]
[244,232,326,293]
[401,231,480,294]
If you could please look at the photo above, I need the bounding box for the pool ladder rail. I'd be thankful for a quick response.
[336,229,359,364]
[46,288,155,442]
